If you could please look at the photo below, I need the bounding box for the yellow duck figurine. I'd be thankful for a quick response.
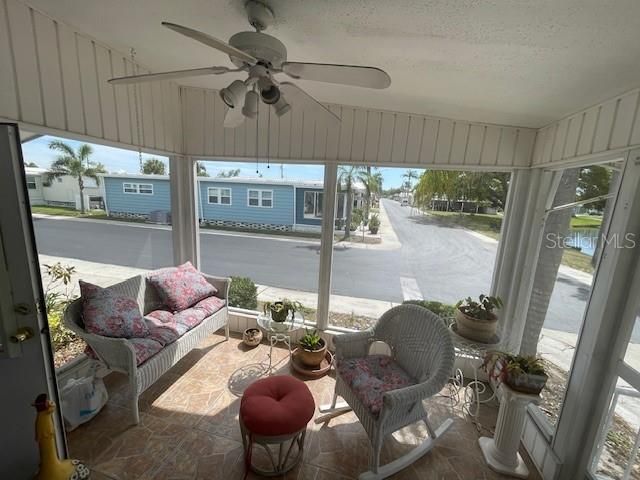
[33,393,90,480]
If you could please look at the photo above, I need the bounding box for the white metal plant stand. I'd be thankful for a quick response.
[257,312,303,374]
[479,383,540,478]
[446,320,501,418]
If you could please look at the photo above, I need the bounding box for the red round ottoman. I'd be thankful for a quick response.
[240,375,315,476]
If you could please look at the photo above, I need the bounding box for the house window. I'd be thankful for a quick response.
[26,177,37,190]
[123,183,154,195]
[248,189,273,208]
[208,187,232,205]
[304,191,324,218]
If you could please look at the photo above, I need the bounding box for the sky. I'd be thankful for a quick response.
[21,134,422,189]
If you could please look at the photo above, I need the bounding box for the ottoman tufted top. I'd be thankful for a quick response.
[240,375,315,436]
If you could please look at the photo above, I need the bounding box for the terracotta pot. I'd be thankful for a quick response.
[298,339,327,368]
[455,308,498,343]
[243,328,262,348]
[505,370,548,395]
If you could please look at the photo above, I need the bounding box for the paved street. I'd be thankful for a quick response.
[33,199,638,341]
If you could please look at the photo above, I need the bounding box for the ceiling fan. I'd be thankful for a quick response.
[108,1,391,128]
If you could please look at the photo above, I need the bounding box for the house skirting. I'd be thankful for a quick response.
[200,219,292,232]
[110,211,151,220]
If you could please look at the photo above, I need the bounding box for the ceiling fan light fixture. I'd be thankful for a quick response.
[258,77,280,105]
[273,96,290,117]
[242,90,259,119]
[219,80,247,108]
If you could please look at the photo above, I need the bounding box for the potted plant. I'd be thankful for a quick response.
[263,299,302,323]
[454,294,503,343]
[368,214,380,234]
[484,351,548,395]
[298,329,327,368]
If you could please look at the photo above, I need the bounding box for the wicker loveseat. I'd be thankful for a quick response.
[64,271,230,424]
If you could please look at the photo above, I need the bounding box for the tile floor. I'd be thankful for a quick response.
[66,333,541,480]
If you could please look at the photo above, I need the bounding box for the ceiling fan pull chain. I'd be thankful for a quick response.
[255,101,259,174]
[129,47,143,173]
[267,106,270,169]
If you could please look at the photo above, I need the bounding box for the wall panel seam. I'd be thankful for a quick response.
[607,98,621,151]
[3,0,21,120]
[590,106,602,154]
[29,7,46,126]
[627,93,640,146]
[91,41,105,139]
[53,20,68,131]
[73,33,87,134]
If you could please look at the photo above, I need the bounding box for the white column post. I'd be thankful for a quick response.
[316,163,338,330]
[169,155,200,268]
[479,384,540,478]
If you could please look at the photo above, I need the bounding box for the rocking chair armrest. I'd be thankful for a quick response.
[382,376,443,410]
[333,330,374,359]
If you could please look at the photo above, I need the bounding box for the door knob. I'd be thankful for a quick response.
[10,327,34,343]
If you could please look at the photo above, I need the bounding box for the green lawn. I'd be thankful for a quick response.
[570,215,602,228]
[31,205,107,218]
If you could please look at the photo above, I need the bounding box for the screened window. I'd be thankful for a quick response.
[26,177,37,189]
[248,189,273,208]
[304,191,323,218]
[123,183,154,195]
[208,187,232,205]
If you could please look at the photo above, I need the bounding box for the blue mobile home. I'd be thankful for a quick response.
[101,174,329,232]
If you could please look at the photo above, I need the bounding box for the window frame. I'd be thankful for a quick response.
[207,187,232,205]
[304,191,324,218]
[122,182,154,195]
[247,189,274,208]
[26,176,37,190]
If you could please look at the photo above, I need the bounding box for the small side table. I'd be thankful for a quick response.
[479,383,540,478]
[257,312,304,374]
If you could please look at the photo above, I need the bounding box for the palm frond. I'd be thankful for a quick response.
[78,144,94,164]
[48,140,76,159]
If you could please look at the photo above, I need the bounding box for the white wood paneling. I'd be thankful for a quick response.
[0,0,182,154]
[181,87,537,169]
[532,87,640,166]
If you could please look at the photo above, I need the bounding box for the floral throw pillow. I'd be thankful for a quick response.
[80,281,149,338]
[147,262,217,312]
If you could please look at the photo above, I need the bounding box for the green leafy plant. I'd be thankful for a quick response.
[48,310,76,349]
[229,276,258,310]
[456,294,503,320]
[42,263,78,350]
[403,299,456,318]
[299,329,325,351]
[368,214,380,233]
[263,298,303,322]
[483,351,547,382]
[351,208,364,226]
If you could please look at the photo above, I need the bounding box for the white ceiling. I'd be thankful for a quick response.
[28,0,640,128]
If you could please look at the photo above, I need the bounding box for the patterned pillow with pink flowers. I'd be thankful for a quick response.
[80,280,149,338]
[147,262,217,312]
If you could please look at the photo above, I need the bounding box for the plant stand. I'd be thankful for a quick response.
[478,383,539,478]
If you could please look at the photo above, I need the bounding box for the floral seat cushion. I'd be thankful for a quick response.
[147,262,217,312]
[144,311,184,346]
[337,355,415,415]
[84,337,163,366]
[192,296,226,316]
[80,280,149,338]
[173,307,208,331]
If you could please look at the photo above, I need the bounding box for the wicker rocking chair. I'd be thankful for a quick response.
[317,304,455,480]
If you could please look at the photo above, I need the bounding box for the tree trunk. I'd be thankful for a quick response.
[519,168,580,356]
[343,191,353,240]
[78,177,86,213]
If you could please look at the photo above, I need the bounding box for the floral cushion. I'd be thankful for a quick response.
[337,355,415,415]
[147,262,217,312]
[145,309,175,324]
[83,338,163,366]
[192,296,226,316]
[127,338,163,365]
[80,281,149,338]
[173,307,207,331]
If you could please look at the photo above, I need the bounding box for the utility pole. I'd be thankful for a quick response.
[280,164,284,179]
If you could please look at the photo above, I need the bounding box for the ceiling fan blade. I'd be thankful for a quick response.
[281,62,391,89]
[108,66,233,85]
[279,82,341,125]
[162,22,257,65]
[223,105,245,129]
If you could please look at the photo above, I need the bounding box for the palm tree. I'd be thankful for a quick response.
[360,170,383,220]
[142,158,166,175]
[48,141,106,213]
[338,165,366,239]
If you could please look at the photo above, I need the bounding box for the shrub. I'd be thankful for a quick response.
[48,309,76,349]
[351,208,364,226]
[229,276,258,310]
[369,214,380,229]
[403,300,456,318]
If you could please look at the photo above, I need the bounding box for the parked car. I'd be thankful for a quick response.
[401,199,409,206]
